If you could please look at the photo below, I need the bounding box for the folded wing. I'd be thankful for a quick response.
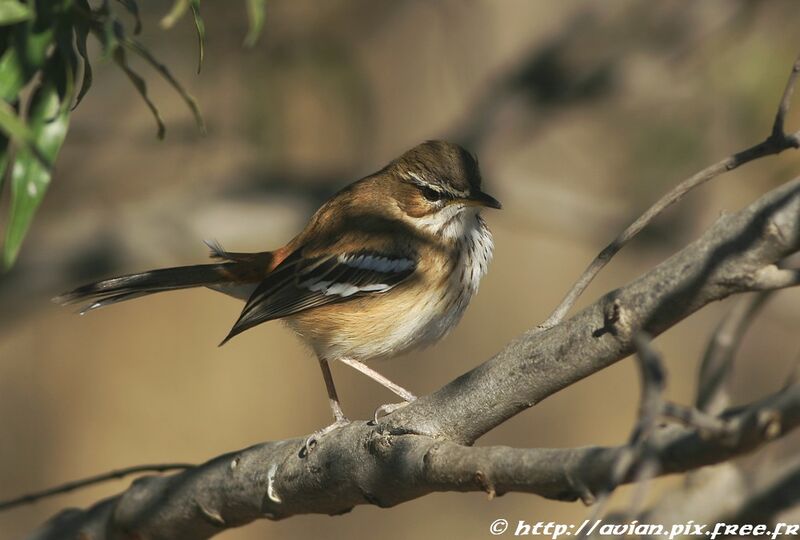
[221,250,417,344]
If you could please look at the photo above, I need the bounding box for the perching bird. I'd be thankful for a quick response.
[55,141,501,446]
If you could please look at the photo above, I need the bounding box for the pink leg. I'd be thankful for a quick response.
[338,357,417,401]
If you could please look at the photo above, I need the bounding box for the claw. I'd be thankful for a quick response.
[301,418,350,457]
[373,399,413,424]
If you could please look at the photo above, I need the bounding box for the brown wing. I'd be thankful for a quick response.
[220,249,416,344]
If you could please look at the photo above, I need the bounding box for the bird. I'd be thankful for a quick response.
[54,140,501,448]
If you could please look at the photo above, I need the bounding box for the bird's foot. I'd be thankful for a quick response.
[373,397,416,424]
[301,418,350,457]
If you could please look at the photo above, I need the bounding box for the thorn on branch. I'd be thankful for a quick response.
[359,489,384,508]
[563,468,598,506]
[593,298,631,338]
[196,500,226,527]
[757,409,783,440]
[576,485,597,506]
[749,265,800,291]
[267,464,282,504]
[474,470,496,499]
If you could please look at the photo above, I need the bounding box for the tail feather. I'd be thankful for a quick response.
[75,291,152,314]
[53,263,237,313]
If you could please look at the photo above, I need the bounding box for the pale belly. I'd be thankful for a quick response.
[285,275,470,361]
[286,214,493,361]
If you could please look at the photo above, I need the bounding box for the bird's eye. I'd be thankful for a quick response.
[420,185,445,202]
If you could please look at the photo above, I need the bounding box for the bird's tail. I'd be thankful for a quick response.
[53,262,249,314]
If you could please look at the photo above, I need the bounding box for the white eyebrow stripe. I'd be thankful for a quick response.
[338,254,415,273]
[405,171,429,185]
[403,170,471,198]
[406,172,444,193]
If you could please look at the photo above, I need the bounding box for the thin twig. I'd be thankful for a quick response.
[662,402,731,436]
[581,332,744,538]
[696,292,773,414]
[578,333,665,538]
[782,351,800,390]
[539,51,800,330]
[724,457,800,524]
[0,463,192,511]
[772,53,800,139]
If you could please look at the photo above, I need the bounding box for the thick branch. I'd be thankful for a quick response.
[30,383,800,539]
[27,176,800,539]
[419,384,800,504]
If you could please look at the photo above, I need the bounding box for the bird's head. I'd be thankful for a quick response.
[384,140,501,237]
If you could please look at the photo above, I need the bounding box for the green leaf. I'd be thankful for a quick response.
[0,98,34,146]
[3,80,70,268]
[0,24,55,101]
[190,0,204,73]
[54,25,79,114]
[159,0,204,73]
[112,47,165,139]
[72,0,93,108]
[96,0,122,58]
[0,1,33,26]
[244,0,265,47]
[122,37,205,134]
[0,50,28,101]
[0,132,10,195]
[0,97,50,166]
[116,0,141,34]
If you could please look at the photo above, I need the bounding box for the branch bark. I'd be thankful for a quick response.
[27,176,800,539]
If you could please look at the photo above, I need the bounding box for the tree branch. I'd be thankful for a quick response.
[26,173,800,539]
[538,51,800,330]
[385,177,800,444]
[696,292,772,414]
[723,458,800,525]
[0,464,192,512]
[28,382,800,539]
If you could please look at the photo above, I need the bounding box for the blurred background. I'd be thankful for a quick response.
[2,0,800,538]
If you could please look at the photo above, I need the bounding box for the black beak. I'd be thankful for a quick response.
[467,191,502,210]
